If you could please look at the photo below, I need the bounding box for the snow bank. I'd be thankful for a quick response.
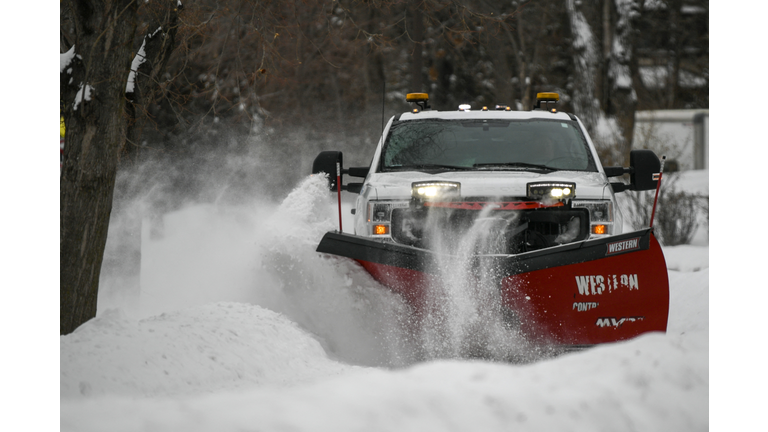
[663,244,708,337]
[61,331,707,432]
[60,302,353,399]
[663,245,709,272]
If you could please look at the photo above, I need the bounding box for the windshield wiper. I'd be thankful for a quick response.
[472,162,557,172]
[394,163,472,172]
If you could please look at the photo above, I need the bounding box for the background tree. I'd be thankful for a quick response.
[120,0,706,160]
[60,0,182,335]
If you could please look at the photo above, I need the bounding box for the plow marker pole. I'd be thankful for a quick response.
[649,156,666,228]
[336,161,343,232]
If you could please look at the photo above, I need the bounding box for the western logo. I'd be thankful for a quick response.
[575,274,638,295]
[605,237,641,255]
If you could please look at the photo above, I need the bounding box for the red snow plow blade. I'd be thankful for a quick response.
[317,228,669,348]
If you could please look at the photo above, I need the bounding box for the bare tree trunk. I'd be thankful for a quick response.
[408,1,424,92]
[608,0,640,160]
[364,6,385,118]
[502,8,538,111]
[666,0,682,109]
[566,0,638,165]
[60,0,138,335]
[125,2,183,163]
[517,13,531,111]
[600,0,612,108]
[565,0,601,132]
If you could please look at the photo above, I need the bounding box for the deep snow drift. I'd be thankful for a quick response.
[61,171,709,431]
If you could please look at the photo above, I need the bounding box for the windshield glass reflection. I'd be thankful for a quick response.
[382,119,596,172]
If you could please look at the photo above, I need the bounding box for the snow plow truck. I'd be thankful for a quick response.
[312,92,669,351]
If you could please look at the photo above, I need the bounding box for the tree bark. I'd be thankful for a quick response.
[565,0,601,133]
[608,0,639,161]
[60,0,138,335]
[408,1,424,92]
[125,2,182,162]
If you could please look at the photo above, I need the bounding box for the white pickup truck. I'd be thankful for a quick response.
[310,92,668,348]
[314,92,659,254]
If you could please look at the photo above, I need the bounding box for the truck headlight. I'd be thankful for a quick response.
[411,181,461,201]
[572,200,614,236]
[527,182,576,200]
[367,200,409,236]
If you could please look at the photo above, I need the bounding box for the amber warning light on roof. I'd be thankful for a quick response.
[406,93,429,102]
[406,93,430,111]
[535,92,560,112]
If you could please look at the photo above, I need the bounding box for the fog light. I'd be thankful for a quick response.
[592,224,607,235]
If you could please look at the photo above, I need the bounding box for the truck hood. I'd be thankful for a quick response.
[365,170,609,200]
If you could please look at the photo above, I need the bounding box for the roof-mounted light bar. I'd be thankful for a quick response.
[535,92,560,112]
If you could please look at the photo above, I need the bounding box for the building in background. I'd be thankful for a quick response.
[633,110,708,172]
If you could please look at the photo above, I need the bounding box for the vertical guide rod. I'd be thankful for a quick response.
[336,161,343,232]
[649,155,666,228]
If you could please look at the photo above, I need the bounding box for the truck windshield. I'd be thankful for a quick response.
[381,119,597,172]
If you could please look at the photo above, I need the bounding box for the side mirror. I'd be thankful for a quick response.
[311,151,369,193]
[312,151,343,191]
[629,149,661,191]
[606,149,661,193]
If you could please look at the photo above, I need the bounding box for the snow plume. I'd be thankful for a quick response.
[99,151,415,368]
[417,206,539,362]
[256,175,416,367]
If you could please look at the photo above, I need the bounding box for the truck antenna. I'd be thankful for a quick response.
[381,78,386,137]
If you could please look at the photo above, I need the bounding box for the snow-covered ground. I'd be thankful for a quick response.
[58,171,711,431]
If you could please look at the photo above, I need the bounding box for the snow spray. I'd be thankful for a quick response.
[418,204,533,361]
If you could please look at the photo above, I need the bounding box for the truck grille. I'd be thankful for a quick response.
[390,205,590,254]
